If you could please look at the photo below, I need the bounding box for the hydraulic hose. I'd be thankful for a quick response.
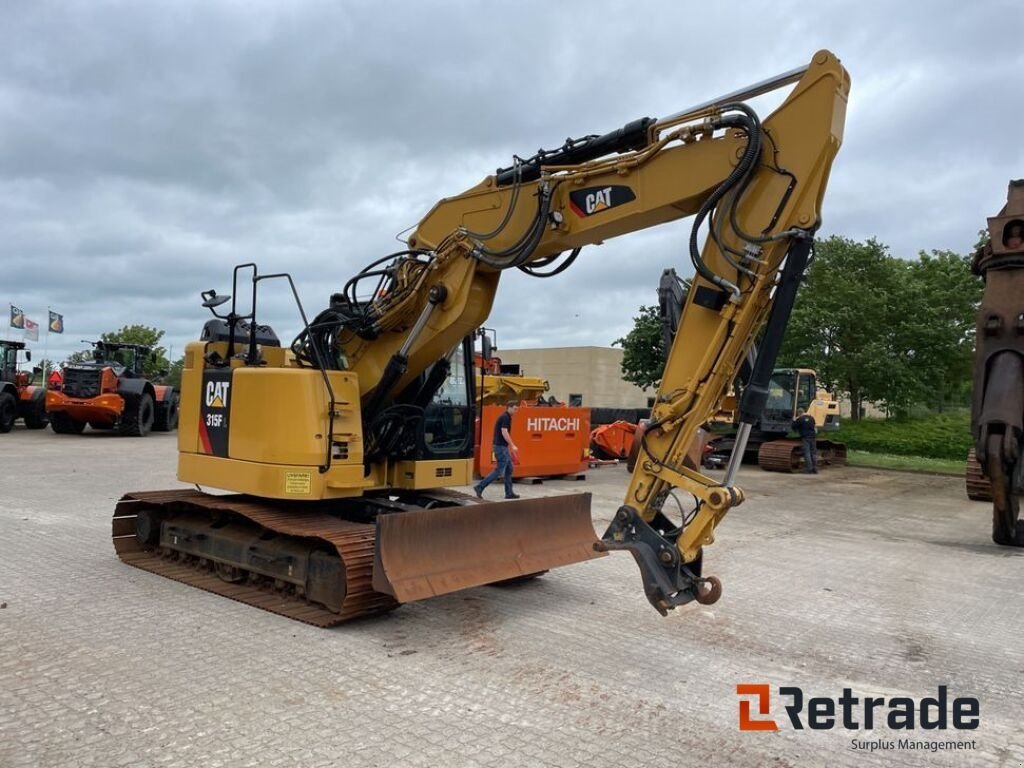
[688,106,762,296]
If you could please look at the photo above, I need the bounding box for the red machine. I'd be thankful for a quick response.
[590,420,637,461]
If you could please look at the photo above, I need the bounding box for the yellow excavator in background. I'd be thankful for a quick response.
[657,270,844,471]
[112,51,849,624]
[703,367,846,472]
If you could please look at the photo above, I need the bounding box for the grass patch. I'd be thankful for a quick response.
[845,450,964,476]
[838,410,972,461]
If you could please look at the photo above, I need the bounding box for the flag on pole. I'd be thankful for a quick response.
[49,310,64,334]
[10,305,24,329]
[24,317,39,341]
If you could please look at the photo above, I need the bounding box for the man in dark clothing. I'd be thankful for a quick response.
[792,408,818,473]
[474,400,521,499]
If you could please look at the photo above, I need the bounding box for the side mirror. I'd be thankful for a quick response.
[202,290,231,309]
[25,350,32,361]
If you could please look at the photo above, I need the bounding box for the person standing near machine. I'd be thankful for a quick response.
[792,408,818,474]
[475,400,521,499]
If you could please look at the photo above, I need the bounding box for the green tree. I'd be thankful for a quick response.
[779,236,905,419]
[613,305,664,390]
[614,276,693,391]
[780,237,981,418]
[166,356,185,389]
[899,250,981,411]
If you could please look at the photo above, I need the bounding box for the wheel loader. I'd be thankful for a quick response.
[0,340,48,432]
[47,341,179,436]
[112,50,851,624]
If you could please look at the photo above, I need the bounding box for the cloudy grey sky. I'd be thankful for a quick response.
[2,0,1022,365]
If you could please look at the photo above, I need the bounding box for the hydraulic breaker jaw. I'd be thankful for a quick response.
[972,179,1024,546]
[598,506,721,615]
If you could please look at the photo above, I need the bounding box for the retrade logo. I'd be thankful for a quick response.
[737,684,778,731]
[736,684,979,732]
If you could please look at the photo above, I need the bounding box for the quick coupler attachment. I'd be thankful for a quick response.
[597,505,722,616]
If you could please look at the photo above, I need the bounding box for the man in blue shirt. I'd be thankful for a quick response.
[474,400,521,499]
[792,408,818,473]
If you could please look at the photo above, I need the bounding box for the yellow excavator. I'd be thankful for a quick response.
[702,368,846,472]
[657,271,844,471]
[112,51,850,624]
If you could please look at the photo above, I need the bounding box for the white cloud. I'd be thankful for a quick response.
[1,0,1021,364]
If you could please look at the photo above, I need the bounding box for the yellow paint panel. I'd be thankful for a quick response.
[388,459,473,490]
[178,453,370,500]
[226,367,362,466]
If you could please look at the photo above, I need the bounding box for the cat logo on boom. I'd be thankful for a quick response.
[568,185,636,218]
[586,187,613,214]
[205,381,230,409]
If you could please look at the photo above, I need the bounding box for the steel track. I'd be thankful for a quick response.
[112,489,398,627]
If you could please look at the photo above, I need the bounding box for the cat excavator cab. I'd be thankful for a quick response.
[112,51,850,624]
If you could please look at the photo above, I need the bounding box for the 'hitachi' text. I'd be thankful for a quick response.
[526,417,580,432]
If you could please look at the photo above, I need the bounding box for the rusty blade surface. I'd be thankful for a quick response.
[372,492,605,603]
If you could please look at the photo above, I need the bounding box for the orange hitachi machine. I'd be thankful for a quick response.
[473,329,590,480]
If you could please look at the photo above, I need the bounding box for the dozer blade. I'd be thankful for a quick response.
[372,492,605,603]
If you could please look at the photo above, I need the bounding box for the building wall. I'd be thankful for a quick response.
[495,346,651,408]
[835,395,887,420]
